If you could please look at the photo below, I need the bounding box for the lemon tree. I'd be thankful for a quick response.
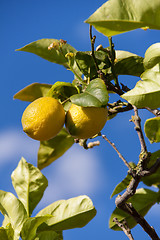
[1,0,160,239]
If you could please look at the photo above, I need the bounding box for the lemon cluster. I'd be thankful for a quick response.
[22,97,108,141]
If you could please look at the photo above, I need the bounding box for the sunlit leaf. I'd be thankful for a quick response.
[14,83,52,102]
[122,69,160,108]
[114,50,144,77]
[70,78,109,107]
[111,162,136,198]
[11,157,48,216]
[36,195,96,231]
[21,216,52,240]
[109,188,158,230]
[0,191,27,240]
[85,0,160,36]
[144,117,160,143]
[16,39,76,68]
[38,128,74,170]
[144,43,160,69]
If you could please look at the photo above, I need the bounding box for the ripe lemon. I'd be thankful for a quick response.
[65,104,108,139]
[21,97,65,141]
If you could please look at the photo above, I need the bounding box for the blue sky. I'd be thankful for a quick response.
[1,0,160,239]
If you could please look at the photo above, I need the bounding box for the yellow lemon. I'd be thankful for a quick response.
[21,97,65,141]
[65,104,108,139]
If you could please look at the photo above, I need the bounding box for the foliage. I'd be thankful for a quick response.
[0,158,96,240]
[1,0,160,239]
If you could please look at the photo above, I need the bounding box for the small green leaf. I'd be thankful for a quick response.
[70,78,109,107]
[144,43,160,69]
[16,39,77,68]
[36,195,96,231]
[0,191,27,240]
[14,83,52,102]
[109,188,158,230]
[11,157,48,216]
[75,51,110,79]
[144,117,160,143]
[35,231,63,240]
[38,128,74,170]
[114,50,144,77]
[47,81,79,102]
[122,69,160,108]
[85,0,160,37]
[111,162,136,198]
[21,216,52,240]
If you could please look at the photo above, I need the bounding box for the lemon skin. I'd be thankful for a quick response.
[65,104,108,139]
[21,97,65,141]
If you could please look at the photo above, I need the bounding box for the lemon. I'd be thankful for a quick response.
[65,104,108,139]
[21,97,65,141]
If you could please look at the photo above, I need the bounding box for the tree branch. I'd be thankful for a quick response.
[113,217,134,240]
[132,106,147,153]
[120,203,160,240]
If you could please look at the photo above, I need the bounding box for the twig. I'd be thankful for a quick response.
[132,106,147,153]
[140,157,160,177]
[113,217,134,240]
[145,107,160,117]
[102,134,133,173]
[120,203,160,240]
[108,37,120,88]
[89,25,99,73]
[108,103,133,116]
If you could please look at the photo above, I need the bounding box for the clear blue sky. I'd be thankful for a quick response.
[0,0,160,239]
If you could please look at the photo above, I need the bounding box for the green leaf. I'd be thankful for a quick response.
[38,128,74,170]
[144,117,160,143]
[35,231,63,240]
[14,83,52,102]
[16,39,77,68]
[111,162,136,198]
[142,150,160,187]
[0,225,14,240]
[0,190,27,240]
[114,50,144,77]
[85,0,160,37]
[70,78,109,107]
[36,195,96,231]
[144,43,160,69]
[75,51,110,79]
[121,69,160,108]
[109,188,158,230]
[47,81,79,102]
[11,157,48,216]
[21,216,52,240]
